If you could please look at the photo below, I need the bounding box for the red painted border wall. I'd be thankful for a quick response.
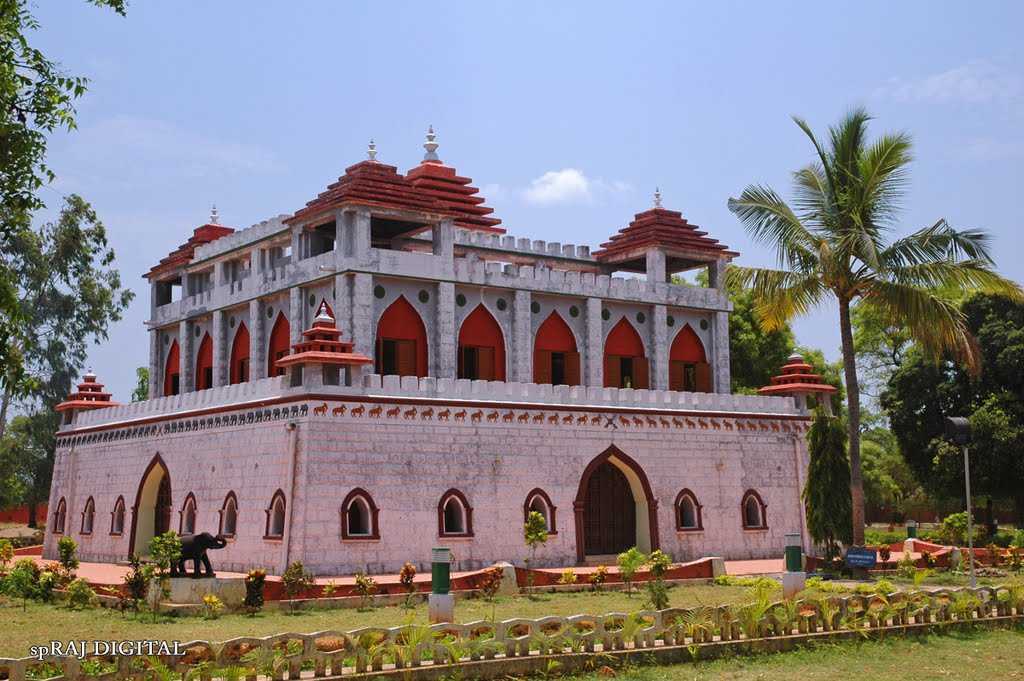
[0,505,47,524]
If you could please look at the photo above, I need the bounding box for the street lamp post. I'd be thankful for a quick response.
[945,416,976,589]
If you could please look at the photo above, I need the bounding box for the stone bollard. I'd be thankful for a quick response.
[428,547,455,623]
[782,533,806,599]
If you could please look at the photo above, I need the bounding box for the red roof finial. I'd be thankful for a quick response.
[56,369,120,414]
[367,138,378,162]
[423,125,441,164]
[653,187,662,208]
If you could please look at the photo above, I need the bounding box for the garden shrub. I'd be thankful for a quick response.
[399,562,417,608]
[201,593,224,619]
[617,547,647,593]
[0,538,13,569]
[477,566,503,601]
[65,578,98,609]
[557,568,577,585]
[57,536,79,580]
[589,565,608,591]
[244,568,266,615]
[353,572,377,609]
[1012,529,1024,549]
[864,528,904,545]
[4,558,42,604]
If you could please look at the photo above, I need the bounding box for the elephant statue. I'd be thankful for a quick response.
[172,532,227,578]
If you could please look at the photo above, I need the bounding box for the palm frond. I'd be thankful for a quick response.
[879,220,997,269]
[860,280,978,370]
[856,132,913,228]
[726,186,819,270]
[885,258,1023,299]
[792,164,835,229]
[728,265,826,331]
[792,116,837,191]
[828,108,872,186]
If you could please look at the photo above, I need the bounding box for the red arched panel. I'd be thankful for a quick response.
[533,311,580,385]
[195,333,213,390]
[458,304,506,381]
[230,323,250,384]
[163,340,180,396]
[605,318,645,357]
[267,312,290,377]
[670,325,707,363]
[376,296,428,377]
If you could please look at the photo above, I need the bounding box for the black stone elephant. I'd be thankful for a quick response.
[172,532,227,578]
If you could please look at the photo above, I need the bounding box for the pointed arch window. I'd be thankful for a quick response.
[179,493,198,535]
[163,340,180,396]
[603,318,648,389]
[376,296,429,377]
[523,488,557,534]
[267,313,290,377]
[533,312,580,386]
[218,492,238,538]
[438,489,473,537]
[741,489,768,530]
[53,497,67,534]
[264,490,286,539]
[110,496,126,536]
[669,324,711,393]
[195,333,214,390]
[674,489,703,531]
[230,323,251,384]
[80,496,95,535]
[340,488,380,540]
[458,305,506,382]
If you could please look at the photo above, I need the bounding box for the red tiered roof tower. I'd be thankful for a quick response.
[55,370,120,414]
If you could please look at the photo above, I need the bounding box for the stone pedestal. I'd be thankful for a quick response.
[428,593,455,623]
[782,572,806,600]
[149,577,246,610]
[492,561,519,596]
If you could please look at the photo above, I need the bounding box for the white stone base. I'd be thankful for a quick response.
[492,562,519,596]
[429,593,455,623]
[782,571,806,599]
[151,577,246,610]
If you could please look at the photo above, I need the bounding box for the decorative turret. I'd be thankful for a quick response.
[276,302,373,388]
[55,369,120,426]
[758,353,837,415]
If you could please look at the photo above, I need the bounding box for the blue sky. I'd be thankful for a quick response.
[32,1,1023,400]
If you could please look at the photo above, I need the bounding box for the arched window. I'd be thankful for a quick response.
[603,318,648,389]
[53,497,67,534]
[267,312,290,377]
[230,323,251,384]
[458,305,506,382]
[195,333,214,390]
[674,489,703,531]
[741,489,768,530]
[438,489,473,537]
[218,492,238,538]
[523,488,557,534]
[340,488,380,540]
[179,493,197,535]
[163,339,180,396]
[265,490,286,539]
[110,496,125,535]
[533,312,580,386]
[669,325,711,392]
[80,496,95,535]
[376,296,429,377]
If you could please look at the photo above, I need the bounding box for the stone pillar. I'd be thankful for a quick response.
[512,290,532,382]
[435,281,456,379]
[334,273,352,342]
[652,304,669,390]
[351,273,373,360]
[585,297,603,387]
[645,250,667,288]
[713,310,731,394]
[250,299,267,381]
[432,218,454,258]
[148,329,160,399]
[709,258,727,290]
[179,319,195,393]
[291,224,304,262]
[250,247,263,283]
[212,309,228,388]
[289,286,304,346]
[350,209,371,261]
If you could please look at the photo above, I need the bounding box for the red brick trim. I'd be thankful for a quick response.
[217,491,238,538]
[523,488,558,535]
[438,488,473,537]
[674,488,703,531]
[178,492,197,535]
[109,495,125,536]
[741,489,768,530]
[573,445,659,563]
[264,489,286,540]
[128,453,170,557]
[340,488,380,540]
[79,496,95,536]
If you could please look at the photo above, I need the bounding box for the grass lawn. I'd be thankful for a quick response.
[0,583,757,657]
[563,628,1024,681]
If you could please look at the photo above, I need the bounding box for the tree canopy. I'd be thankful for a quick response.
[803,410,852,561]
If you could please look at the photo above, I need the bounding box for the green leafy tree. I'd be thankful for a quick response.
[523,510,548,591]
[0,0,127,400]
[616,547,647,594]
[803,411,852,561]
[727,108,1021,544]
[131,367,149,402]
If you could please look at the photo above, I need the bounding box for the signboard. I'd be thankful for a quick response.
[845,546,878,569]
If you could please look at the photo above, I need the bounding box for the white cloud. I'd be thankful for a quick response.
[522,168,632,205]
[479,182,508,201]
[875,60,1021,104]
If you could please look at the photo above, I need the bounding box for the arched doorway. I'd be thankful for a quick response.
[163,340,180,396]
[376,296,428,377]
[669,325,711,392]
[573,446,659,562]
[129,455,172,557]
[230,323,250,384]
[267,312,290,377]
[533,311,580,385]
[603,319,648,389]
[457,304,506,381]
[195,333,213,390]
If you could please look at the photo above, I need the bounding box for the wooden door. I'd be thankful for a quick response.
[155,475,172,536]
[584,462,635,555]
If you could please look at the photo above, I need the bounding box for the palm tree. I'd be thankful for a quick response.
[727,109,1021,546]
